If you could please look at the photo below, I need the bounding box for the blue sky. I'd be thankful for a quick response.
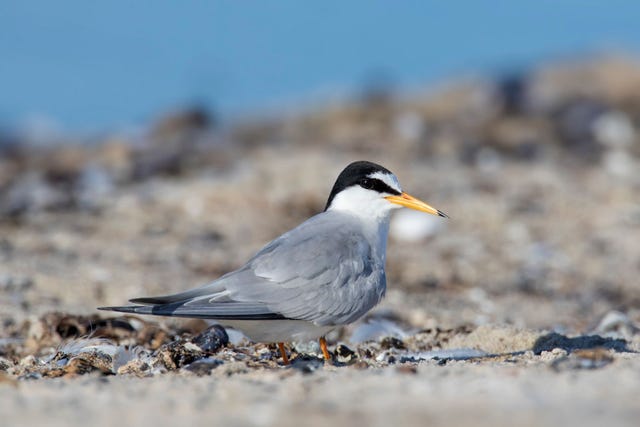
[1,1,639,131]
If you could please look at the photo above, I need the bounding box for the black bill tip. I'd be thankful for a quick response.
[437,210,449,219]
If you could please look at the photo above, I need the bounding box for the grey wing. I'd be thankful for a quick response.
[228,213,387,325]
[100,213,386,326]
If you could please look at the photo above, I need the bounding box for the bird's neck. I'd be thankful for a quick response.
[368,215,391,263]
[331,207,392,262]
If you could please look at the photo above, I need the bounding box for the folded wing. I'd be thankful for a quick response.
[100,212,386,326]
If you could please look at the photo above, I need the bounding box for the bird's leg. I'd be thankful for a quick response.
[277,342,290,365]
[319,337,331,362]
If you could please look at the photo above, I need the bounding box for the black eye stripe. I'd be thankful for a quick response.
[360,178,400,195]
[359,178,374,189]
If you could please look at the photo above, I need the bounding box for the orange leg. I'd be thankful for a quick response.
[277,342,290,365]
[319,337,331,362]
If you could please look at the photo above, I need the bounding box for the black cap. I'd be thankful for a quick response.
[325,161,401,211]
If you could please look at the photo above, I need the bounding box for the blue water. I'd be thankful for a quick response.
[1,1,639,132]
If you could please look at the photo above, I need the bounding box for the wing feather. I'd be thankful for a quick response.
[101,211,386,326]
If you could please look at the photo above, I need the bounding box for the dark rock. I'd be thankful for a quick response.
[192,325,229,353]
[532,332,628,354]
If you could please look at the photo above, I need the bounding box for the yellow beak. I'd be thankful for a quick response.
[385,192,448,218]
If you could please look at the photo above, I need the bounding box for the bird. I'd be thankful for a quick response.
[99,160,447,364]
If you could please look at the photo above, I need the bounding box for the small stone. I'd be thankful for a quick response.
[157,340,205,370]
[292,340,321,355]
[0,356,14,371]
[396,364,417,375]
[184,357,224,376]
[334,344,357,364]
[19,355,37,368]
[380,336,406,350]
[117,359,152,377]
[192,325,229,353]
[375,351,389,362]
[290,354,324,374]
[73,352,113,375]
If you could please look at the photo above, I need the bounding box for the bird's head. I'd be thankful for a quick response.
[325,161,448,220]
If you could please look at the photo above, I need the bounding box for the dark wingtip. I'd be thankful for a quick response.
[437,210,449,219]
[97,305,139,313]
[129,297,157,305]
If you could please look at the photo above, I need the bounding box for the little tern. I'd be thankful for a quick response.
[99,161,447,364]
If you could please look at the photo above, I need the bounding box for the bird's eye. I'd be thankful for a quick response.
[360,178,374,189]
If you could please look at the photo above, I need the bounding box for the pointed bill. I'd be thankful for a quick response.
[385,192,449,218]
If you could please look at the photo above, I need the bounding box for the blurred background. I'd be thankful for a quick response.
[3,1,640,133]
[1,1,640,335]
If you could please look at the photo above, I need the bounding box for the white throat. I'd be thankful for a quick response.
[327,186,401,261]
[327,186,398,220]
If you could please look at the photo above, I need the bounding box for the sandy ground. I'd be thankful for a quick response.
[4,353,640,427]
[2,58,640,426]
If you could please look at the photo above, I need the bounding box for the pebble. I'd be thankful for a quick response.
[334,344,357,364]
[0,356,14,371]
[192,325,229,353]
[184,357,224,376]
[290,354,324,374]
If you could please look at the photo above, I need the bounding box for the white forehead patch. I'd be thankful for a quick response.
[368,171,401,193]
